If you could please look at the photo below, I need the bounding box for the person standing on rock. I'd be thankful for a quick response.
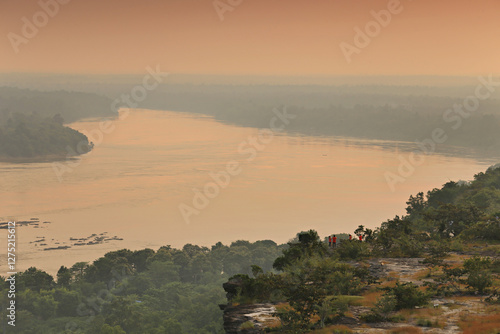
[349,234,352,241]
[358,234,363,242]
[332,235,337,248]
[328,235,332,248]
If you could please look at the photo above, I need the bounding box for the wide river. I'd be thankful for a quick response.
[1,109,498,275]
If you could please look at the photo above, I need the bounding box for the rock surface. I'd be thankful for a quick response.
[220,303,277,334]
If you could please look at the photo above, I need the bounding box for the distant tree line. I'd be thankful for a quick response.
[0,111,91,159]
[0,87,115,123]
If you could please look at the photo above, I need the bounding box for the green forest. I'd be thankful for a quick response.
[0,87,114,160]
[2,165,500,333]
[0,240,285,333]
[0,111,92,159]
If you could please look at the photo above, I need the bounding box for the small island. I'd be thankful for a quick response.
[0,111,92,162]
[0,87,115,162]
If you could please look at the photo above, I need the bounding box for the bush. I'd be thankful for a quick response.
[239,321,255,330]
[463,257,493,294]
[384,282,430,310]
[373,292,397,317]
[416,318,433,327]
[360,312,385,323]
[275,305,310,333]
[334,240,370,260]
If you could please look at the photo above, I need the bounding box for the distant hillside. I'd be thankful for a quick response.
[0,87,114,161]
[0,87,115,123]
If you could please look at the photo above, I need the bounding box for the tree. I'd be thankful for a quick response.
[424,204,484,238]
[54,288,80,317]
[17,267,54,292]
[406,192,426,216]
[131,248,155,272]
[70,261,89,281]
[57,266,72,287]
[273,230,326,271]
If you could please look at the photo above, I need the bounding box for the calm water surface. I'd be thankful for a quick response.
[1,109,497,274]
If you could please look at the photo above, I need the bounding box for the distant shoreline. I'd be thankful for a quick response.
[0,153,81,164]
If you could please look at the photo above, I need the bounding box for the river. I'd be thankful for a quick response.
[1,109,497,275]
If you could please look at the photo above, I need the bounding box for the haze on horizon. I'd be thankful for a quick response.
[1,0,499,77]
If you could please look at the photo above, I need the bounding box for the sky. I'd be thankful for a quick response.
[0,0,499,76]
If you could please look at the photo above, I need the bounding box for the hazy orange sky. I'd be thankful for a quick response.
[1,0,499,76]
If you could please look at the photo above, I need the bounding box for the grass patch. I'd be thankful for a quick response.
[360,291,384,307]
[390,326,423,334]
[310,325,353,333]
[337,295,363,306]
[239,321,255,330]
[459,312,500,334]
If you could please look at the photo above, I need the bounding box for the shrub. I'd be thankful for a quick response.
[463,257,493,294]
[360,312,385,323]
[373,291,397,318]
[334,239,370,260]
[384,282,430,310]
[416,318,433,327]
[239,321,255,330]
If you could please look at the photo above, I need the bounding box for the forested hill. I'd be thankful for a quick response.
[219,164,500,333]
[0,87,115,123]
[0,112,92,160]
[0,87,114,160]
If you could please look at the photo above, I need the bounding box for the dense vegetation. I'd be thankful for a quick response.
[0,241,284,333]
[0,87,114,160]
[224,165,500,332]
[0,111,92,159]
[2,166,500,333]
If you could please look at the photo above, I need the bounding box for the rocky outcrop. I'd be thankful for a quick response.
[220,303,277,334]
[221,276,279,333]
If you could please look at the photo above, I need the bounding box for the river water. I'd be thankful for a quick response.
[1,109,497,275]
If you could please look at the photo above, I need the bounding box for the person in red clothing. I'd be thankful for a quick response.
[349,234,352,241]
[328,236,332,248]
[332,235,337,248]
[358,234,363,242]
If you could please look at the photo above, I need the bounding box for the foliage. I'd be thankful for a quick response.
[384,166,500,245]
[463,256,493,294]
[373,291,397,318]
[334,238,370,260]
[273,230,327,271]
[0,111,92,159]
[382,282,430,310]
[0,239,283,333]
